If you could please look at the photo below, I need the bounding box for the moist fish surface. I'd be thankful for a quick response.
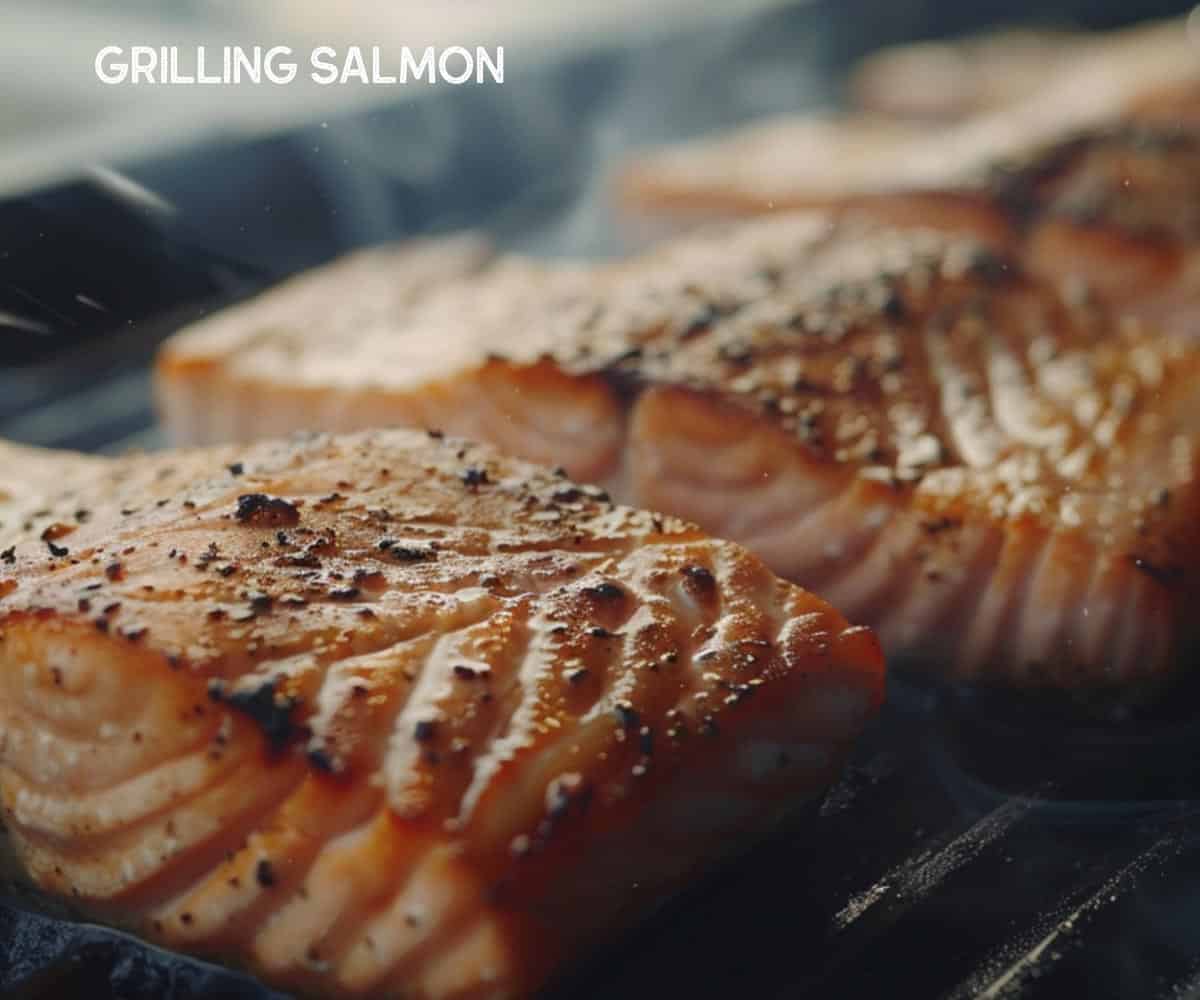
[0,429,883,999]
[155,215,1200,690]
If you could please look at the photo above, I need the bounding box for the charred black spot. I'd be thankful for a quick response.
[613,701,639,730]
[208,678,299,753]
[246,592,273,612]
[681,564,716,594]
[461,466,490,489]
[610,345,644,365]
[1129,555,1183,587]
[679,303,720,340]
[965,247,1013,285]
[921,517,962,535]
[879,286,908,321]
[545,772,591,821]
[583,581,625,602]
[235,494,300,527]
[380,539,437,562]
[306,745,341,774]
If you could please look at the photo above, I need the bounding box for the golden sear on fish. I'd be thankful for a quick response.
[0,429,882,999]
[157,215,1200,689]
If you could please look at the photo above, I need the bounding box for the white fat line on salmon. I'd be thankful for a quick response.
[948,831,1186,1000]
[833,792,1040,932]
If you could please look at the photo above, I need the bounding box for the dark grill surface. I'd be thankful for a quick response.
[2,1,1199,997]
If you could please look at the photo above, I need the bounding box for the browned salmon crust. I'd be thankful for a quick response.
[155,215,1200,690]
[0,429,883,999]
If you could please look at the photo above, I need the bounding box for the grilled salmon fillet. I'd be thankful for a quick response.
[0,428,883,999]
[155,215,1200,689]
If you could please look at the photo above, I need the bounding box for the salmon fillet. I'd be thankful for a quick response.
[848,16,1192,122]
[0,428,883,999]
[155,215,1200,690]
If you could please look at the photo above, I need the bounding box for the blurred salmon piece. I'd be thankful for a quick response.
[617,14,1200,311]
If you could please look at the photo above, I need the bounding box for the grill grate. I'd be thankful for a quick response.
[2,1,1199,996]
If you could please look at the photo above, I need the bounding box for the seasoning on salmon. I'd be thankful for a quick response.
[0,428,883,1000]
